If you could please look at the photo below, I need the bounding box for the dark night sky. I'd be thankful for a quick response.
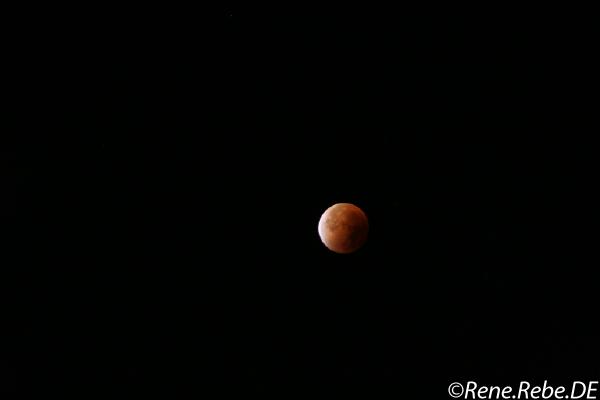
[4,5,598,398]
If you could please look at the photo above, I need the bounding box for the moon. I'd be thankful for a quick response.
[318,203,369,254]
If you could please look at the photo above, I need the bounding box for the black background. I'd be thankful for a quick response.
[4,5,598,399]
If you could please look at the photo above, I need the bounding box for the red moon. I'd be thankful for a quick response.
[318,203,369,254]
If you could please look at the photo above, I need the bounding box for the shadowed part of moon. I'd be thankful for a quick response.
[318,203,369,254]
